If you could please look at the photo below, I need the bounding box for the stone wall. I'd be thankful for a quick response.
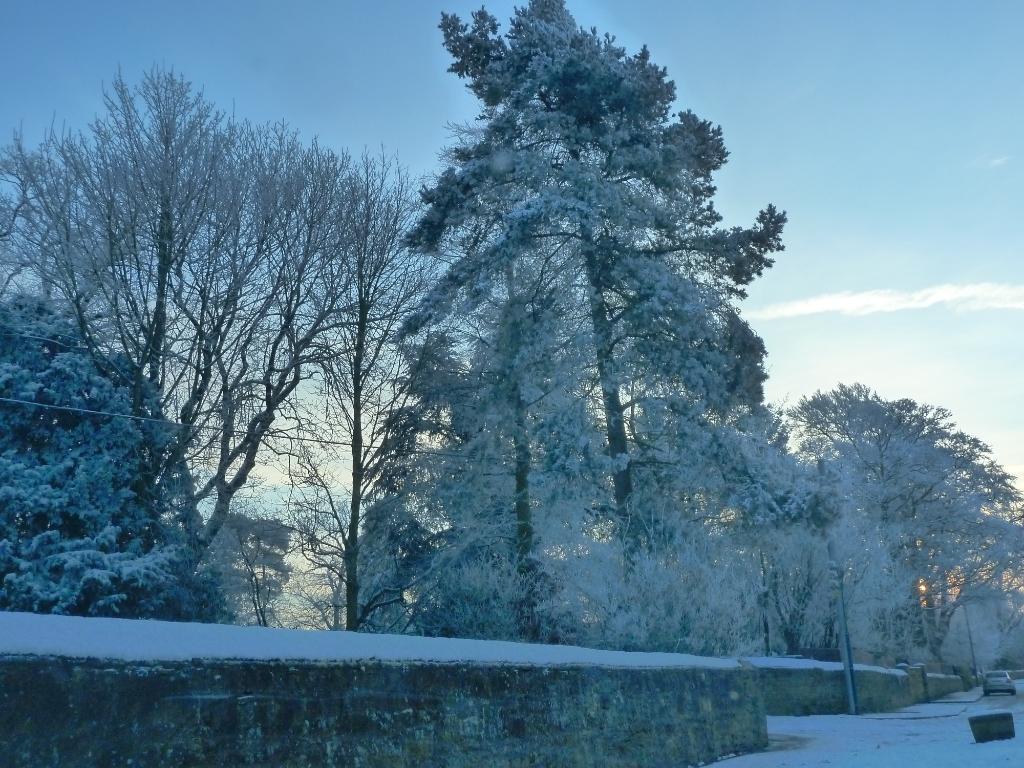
[751,662,965,716]
[0,655,766,768]
[901,664,927,703]
[752,666,910,715]
[0,607,976,768]
[926,672,968,700]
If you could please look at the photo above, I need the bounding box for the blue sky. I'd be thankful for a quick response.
[3,1,1021,483]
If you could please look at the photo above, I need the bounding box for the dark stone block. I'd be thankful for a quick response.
[969,712,1016,743]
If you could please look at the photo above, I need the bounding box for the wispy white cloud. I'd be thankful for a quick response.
[750,283,1024,320]
[969,154,1012,169]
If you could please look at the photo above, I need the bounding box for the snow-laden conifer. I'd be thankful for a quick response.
[408,0,788,552]
[0,296,208,617]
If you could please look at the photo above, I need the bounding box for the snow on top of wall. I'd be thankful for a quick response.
[743,656,908,677]
[0,611,739,669]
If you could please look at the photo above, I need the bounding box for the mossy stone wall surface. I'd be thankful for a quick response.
[925,672,968,700]
[0,656,766,768]
[901,665,927,702]
[755,665,965,716]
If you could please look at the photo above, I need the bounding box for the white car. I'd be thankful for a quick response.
[982,671,1016,696]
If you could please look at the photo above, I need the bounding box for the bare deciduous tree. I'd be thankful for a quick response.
[0,151,29,295]
[287,153,428,631]
[8,70,356,564]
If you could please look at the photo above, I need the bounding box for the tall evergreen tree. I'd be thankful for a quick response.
[409,0,786,549]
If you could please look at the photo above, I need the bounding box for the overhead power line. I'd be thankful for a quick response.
[0,324,531,465]
[0,395,187,428]
[0,394,502,462]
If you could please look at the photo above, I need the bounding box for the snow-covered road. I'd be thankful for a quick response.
[722,682,1023,767]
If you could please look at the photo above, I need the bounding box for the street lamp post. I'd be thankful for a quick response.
[963,603,979,681]
[828,539,859,715]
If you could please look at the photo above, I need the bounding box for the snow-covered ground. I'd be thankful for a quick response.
[0,610,738,668]
[722,682,1023,767]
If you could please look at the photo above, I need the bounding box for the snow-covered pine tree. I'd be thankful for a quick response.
[0,295,213,618]
[410,0,787,551]
[399,253,594,641]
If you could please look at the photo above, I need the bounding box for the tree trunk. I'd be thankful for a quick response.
[503,270,538,640]
[512,386,538,641]
[759,550,772,655]
[344,422,363,631]
[583,252,635,542]
[345,302,369,631]
[148,198,172,389]
[344,546,360,631]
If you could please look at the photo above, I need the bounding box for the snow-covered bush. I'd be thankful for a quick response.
[0,295,211,618]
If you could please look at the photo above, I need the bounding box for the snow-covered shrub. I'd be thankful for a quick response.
[0,296,208,618]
